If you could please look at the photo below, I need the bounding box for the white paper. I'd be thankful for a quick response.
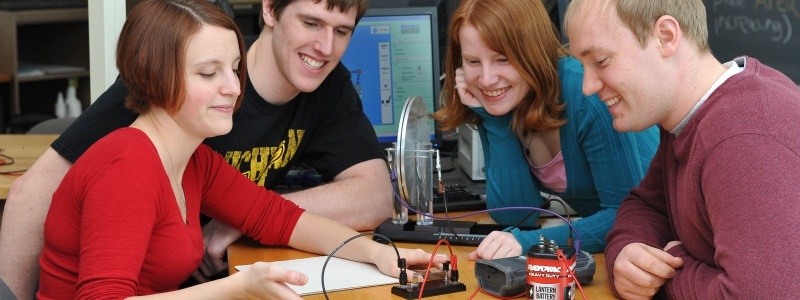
[235,256,397,295]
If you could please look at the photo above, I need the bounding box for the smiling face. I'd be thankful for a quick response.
[567,1,675,132]
[265,0,356,98]
[178,24,242,139]
[459,24,531,116]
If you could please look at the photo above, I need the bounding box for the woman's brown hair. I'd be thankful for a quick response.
[117,0,247,114]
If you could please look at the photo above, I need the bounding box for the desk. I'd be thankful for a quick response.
[228,213,615,299]
[0,134,58,199]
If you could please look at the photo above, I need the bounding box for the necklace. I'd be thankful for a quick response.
[524,134,532,156]
[143,121,187,215]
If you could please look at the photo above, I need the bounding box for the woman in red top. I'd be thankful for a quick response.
[37,1,444,299]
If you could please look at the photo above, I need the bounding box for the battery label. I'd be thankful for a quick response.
[526,261,575,283]
[529,283,572,300]
[526,257,576,300]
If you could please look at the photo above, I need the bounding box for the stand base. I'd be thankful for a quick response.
[373,218,540,246]
[391,281,467,299]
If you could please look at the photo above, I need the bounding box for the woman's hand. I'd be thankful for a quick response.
[373,248,449,278]
[192,219,243,282]
[455,68,481,107]
[235,261,308,300]
[468,231,523,260]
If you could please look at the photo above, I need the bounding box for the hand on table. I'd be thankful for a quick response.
[235,261,307,300]
[612,242,683,300]
[468,231,522,260]
[374,248,449,278]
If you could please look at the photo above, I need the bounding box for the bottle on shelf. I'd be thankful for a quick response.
[55,92,66,118]
[65,78,82,118]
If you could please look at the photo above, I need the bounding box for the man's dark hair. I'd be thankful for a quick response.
[259,0,368,30]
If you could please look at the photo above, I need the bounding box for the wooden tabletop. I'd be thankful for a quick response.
[0,134,59,199]
[228,213,616,299]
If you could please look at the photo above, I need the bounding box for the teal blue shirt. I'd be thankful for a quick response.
[474,57,659,253]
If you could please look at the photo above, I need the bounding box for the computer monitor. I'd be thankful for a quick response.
[341,0,445,148]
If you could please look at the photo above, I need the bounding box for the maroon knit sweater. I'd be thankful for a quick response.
[605,57,800,299]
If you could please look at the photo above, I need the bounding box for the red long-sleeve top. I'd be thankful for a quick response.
[38,128,305,299]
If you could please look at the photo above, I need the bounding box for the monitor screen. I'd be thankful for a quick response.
[341,3,443,147]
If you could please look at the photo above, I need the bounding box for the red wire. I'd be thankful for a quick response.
[417,238,454,300]
[467,287,481,299]
[556,249,588,300]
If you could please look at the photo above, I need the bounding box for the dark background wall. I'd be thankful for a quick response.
[705,0,799,84]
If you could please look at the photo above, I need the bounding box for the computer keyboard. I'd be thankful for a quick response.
[432,183,485,213]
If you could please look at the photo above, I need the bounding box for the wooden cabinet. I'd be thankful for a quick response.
[0,8,90,131]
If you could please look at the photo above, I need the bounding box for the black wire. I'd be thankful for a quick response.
[434,144,460,236]
[0,153,15,166]
[0,153,26,174]
[508,193,576,231]
[442,143,457,173]
[542,196,573,245]
[441,188,461,239]
[507,195,576,248]
[544,196,571,221]
[0,169,26,175]
[321,233,400,300]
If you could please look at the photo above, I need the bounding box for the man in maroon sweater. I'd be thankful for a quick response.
[564,0,800,299]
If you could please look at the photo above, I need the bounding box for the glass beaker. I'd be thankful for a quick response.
[409,142,433,226]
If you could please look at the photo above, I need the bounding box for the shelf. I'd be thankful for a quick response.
[0,7,89,130]
[2,8,88,25]
[18,71,90,83]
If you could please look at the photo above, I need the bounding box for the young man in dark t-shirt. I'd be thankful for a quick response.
[0,1,393,299]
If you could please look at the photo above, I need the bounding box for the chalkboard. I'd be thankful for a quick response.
[706,0,800,84]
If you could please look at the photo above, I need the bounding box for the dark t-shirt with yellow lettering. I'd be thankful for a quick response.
[53,36,384,189]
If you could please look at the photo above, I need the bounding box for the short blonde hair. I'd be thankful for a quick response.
[565,0,710,51]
